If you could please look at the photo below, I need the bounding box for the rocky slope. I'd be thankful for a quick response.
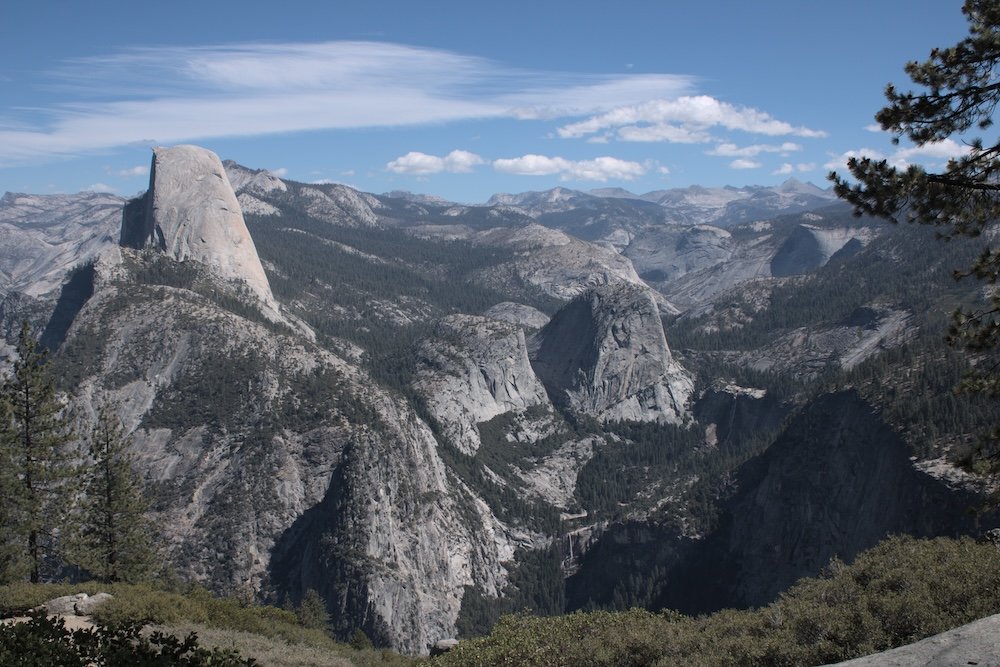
[639,178,837,227]
[626,207,878,309]
[468,223,677,311]
[0,191,124,298]
[485,180,837,247]
[62,266,520,653]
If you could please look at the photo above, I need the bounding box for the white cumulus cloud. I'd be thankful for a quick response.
[115,165,149,177]
[492,154,646,181]
[824,148,887,172]
[893,138,970,163]
[772,162,817,175]
[730,158,762,170]
[387,149,485,175]
[826,139,968,174]
[708,141,801,157]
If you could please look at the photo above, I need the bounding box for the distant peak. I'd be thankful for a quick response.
[777,177,831,196]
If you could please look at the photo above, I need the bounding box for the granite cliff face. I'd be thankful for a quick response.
[413,314,550,455]
[770,223,876,277]
[58,235,520,655]
[531,282,693,423]
[123,145,280,316]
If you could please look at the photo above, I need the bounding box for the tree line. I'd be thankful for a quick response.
[0,321,159,585]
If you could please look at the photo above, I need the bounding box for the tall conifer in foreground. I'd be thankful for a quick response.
[72,403,159,583]
[0,321,76,583]
[830,0,1000,463]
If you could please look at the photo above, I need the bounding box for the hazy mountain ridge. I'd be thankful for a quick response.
[0,191,124,298]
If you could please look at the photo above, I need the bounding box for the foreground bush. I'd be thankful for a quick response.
[0,583,310,644]
[0,612,255,666]
[432,535,1000,666]
[0,583,412,666]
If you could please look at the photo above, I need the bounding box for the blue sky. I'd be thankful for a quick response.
[0,1,973,203]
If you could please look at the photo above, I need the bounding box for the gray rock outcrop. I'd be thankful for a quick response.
[484,302,551,330]
[825,613,1000,666]
[413,314,550,454]
[530,282,693,423]
[41,592,113,616]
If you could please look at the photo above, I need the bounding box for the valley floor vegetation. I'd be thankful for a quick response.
[429,535,1000,667]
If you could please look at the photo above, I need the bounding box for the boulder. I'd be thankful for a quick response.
[41,592,113,616]
[430,638,460,657]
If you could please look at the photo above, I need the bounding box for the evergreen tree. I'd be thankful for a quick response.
[296,588,331,631]
[0,321,76,583]
[71,403,159,583]
[830,0,1000,445]
[0,397,21,584]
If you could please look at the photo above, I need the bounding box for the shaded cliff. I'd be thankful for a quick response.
[661,390,991,614]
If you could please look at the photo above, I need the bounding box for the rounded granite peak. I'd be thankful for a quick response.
[146,145,280,316]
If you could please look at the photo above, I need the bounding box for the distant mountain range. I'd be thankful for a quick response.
[403,179,837,248]
[0,147,994,655]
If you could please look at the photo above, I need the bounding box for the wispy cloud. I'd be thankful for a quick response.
[729,158,762,170]
[387,150,485,175]
[557,96,826,143]
[492,154,646,181]
[0,41,693,166]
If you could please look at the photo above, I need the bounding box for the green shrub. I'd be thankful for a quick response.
[0,611,256,666]
[297,589,331,631]
[350,629,375,650]
[432,536,1000,667]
